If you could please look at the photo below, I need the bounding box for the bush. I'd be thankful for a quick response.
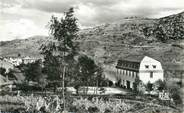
[171,93,182,105]
[104,108,111,113]
[88,106,99,113]
[169,87,183,105]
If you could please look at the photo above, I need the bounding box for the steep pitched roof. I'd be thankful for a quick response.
[116,55,146,71]
[119,55,145,63]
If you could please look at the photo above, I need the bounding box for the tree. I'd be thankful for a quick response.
[0,67,6,76]
[169,86,183,105]
[40,7,79,111]
[24,60,43,82]
[146,81,153,92]
[133,76,141,92]
[115,79,122,87]
[18,53,21,57]
[41,7,78,80]
[41,51,61,81]
[75,55,103,94]
[7,69,16,80]
[173,14,184,40]
[155,79,167,91]
[154,24,167,42]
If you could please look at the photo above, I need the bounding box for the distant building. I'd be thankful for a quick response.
[9,57,23,66]
[2,56,41,66]
[105,55,164,90]
[22,56,37,64]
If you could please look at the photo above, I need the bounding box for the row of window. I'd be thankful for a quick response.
[117,69,138,78]
[145,65,156,69]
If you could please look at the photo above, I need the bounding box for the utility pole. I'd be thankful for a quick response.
[60,46,66,112]
[62,51,66,112]
[62,33,67,112]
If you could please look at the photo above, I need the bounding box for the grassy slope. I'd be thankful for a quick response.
[0,36,49,57]
[0,12,184,70]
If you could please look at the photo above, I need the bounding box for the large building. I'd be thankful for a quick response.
[105,55,164,90]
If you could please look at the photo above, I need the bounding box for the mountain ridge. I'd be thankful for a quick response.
[0,11,184,66]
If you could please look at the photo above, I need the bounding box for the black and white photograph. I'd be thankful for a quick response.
[0,0,184,113]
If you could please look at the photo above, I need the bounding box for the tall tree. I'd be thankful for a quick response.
[40,7,79,111]
[155,79,167,91]
[24,60,43,82]
[41,7,78,79]
[0,67,6,76]
[75,55,103,94]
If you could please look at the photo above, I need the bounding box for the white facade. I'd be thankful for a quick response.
[104,56,164,90]
[9,58,23,66]
[139,56,164,84]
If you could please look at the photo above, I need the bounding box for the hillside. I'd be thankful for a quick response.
[77,12,184,66]
[0,36,50,57]
[0,12,184,69]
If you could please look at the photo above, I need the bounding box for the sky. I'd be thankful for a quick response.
[0,0,184,41]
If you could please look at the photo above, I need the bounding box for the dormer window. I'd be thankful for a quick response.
[153,65,156,68]
[145,65,149,69]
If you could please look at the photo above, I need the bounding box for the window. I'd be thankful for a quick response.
[150,72,153,78]
[136,72,138,78]
[145,65,149,69]
[129,71,131,77]
[153,65,156,68]
[135,72,137,78]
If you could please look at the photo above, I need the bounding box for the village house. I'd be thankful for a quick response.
[105,55,164,90]
[2,56,41,66]
[9,57,23,66]
[22,56,38,64]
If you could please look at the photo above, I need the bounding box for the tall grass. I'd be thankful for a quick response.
[0,95,181,113]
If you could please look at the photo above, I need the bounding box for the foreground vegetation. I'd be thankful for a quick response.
[0,94,182,113]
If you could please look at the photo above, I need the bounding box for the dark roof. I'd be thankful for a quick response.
[119,55,145,63]
[116,56,143,71]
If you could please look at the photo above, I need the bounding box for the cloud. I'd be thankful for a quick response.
[22,0,77,13]
[4,0,184,26]
[0,19,47,41]
[21,0,120,13]
[0,0,20,8]
[80,0,184,25]
[0,0,184,41]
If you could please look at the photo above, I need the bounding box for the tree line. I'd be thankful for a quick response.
[13,8,108,94]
